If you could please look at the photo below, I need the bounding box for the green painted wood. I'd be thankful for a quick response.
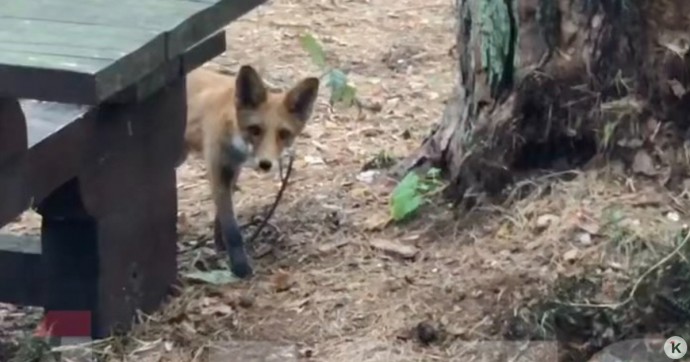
[109,30,227,104]
[0,18,162,51]
[1,0,207,32]
[0,43,128,62]
[165,0,267,58]
[0,51,109,74]
[0,0,266,104]
[0,17,166,103]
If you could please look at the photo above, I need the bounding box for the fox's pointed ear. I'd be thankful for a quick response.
[284,77,319,122]
[235,65,267,109]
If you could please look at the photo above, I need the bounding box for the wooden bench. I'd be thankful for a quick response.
[0,0,265,339]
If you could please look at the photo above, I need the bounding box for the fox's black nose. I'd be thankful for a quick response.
[258,160,272,171]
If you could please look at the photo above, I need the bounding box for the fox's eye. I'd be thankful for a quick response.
[247,125,262,137]
[278,129,292,141]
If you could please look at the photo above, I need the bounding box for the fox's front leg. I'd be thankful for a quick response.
[210,163,253,278]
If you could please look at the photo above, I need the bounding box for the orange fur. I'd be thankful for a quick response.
[181,65,319,278]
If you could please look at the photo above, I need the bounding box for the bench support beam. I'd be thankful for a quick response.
[37,79,185,338]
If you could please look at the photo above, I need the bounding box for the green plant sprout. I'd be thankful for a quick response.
[299,33,356,107]
[390,167,444,222]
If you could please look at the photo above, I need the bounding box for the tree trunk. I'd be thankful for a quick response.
[401,0,690,201]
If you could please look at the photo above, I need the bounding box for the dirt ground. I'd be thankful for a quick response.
[3,0,690,361]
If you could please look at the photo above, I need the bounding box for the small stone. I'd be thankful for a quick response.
[415,321,439,345]
[356,170,379,184]
[238,295,255,308]
[666,211,680,222]
[578,232,592,245]
[536,214,558,230]
[304,155,325,165]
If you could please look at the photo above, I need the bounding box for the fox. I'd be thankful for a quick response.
[180,65,320,278]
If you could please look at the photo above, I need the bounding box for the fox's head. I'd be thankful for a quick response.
[234,65,319,173]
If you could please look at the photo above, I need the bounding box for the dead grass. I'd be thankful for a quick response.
[3,0,690,361]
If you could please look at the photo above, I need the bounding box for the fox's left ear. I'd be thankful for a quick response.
[284,77,320,122]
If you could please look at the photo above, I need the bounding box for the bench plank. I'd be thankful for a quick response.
[0,0,265,104]
[164,0,267,57]
[1,0,206,32]
[109,30,227,103]
[0,17,166,103]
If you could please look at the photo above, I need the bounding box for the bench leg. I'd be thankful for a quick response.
[35,80,186,338]
[36,179,100,336]
[0,97,29,225]
[0,97,27,161]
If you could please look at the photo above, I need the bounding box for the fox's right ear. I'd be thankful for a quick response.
[235,65,267,109]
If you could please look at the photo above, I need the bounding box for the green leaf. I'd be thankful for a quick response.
[326,69,356,106]
[390,172,423,221]
[326,68,347,91]
[339,84,357,107]
[183,270,240,285]
[394,172,420,196]
[299,33,327,69]
[391,192,422,221]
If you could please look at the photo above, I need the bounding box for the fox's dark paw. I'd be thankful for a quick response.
[228,247,253,279]
[216,216,253,278]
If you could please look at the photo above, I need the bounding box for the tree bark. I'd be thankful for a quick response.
[400,0,690,201]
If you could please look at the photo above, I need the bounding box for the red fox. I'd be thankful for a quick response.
[181,65,320,278]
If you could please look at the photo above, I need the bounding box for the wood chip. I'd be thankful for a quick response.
[272,270,293,292]
[362,211,392,231]
[563,248,579,262]
[317,239,349,253]
[370,238,419,259]
[535,214,559,230]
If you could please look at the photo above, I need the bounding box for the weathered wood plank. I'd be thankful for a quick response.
[0,0,264,103]
[0,18,166,103]
[1,0,207,32]
[165,0,267,57]
[181,30,227,73]
[0,42,131,62]
[0,18,161,53]
[109,30,226,103]
[0,51,109,74]
[0,233,42,306]
[0,0,265,61]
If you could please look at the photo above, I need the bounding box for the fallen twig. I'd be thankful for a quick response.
[242,152,295,244]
